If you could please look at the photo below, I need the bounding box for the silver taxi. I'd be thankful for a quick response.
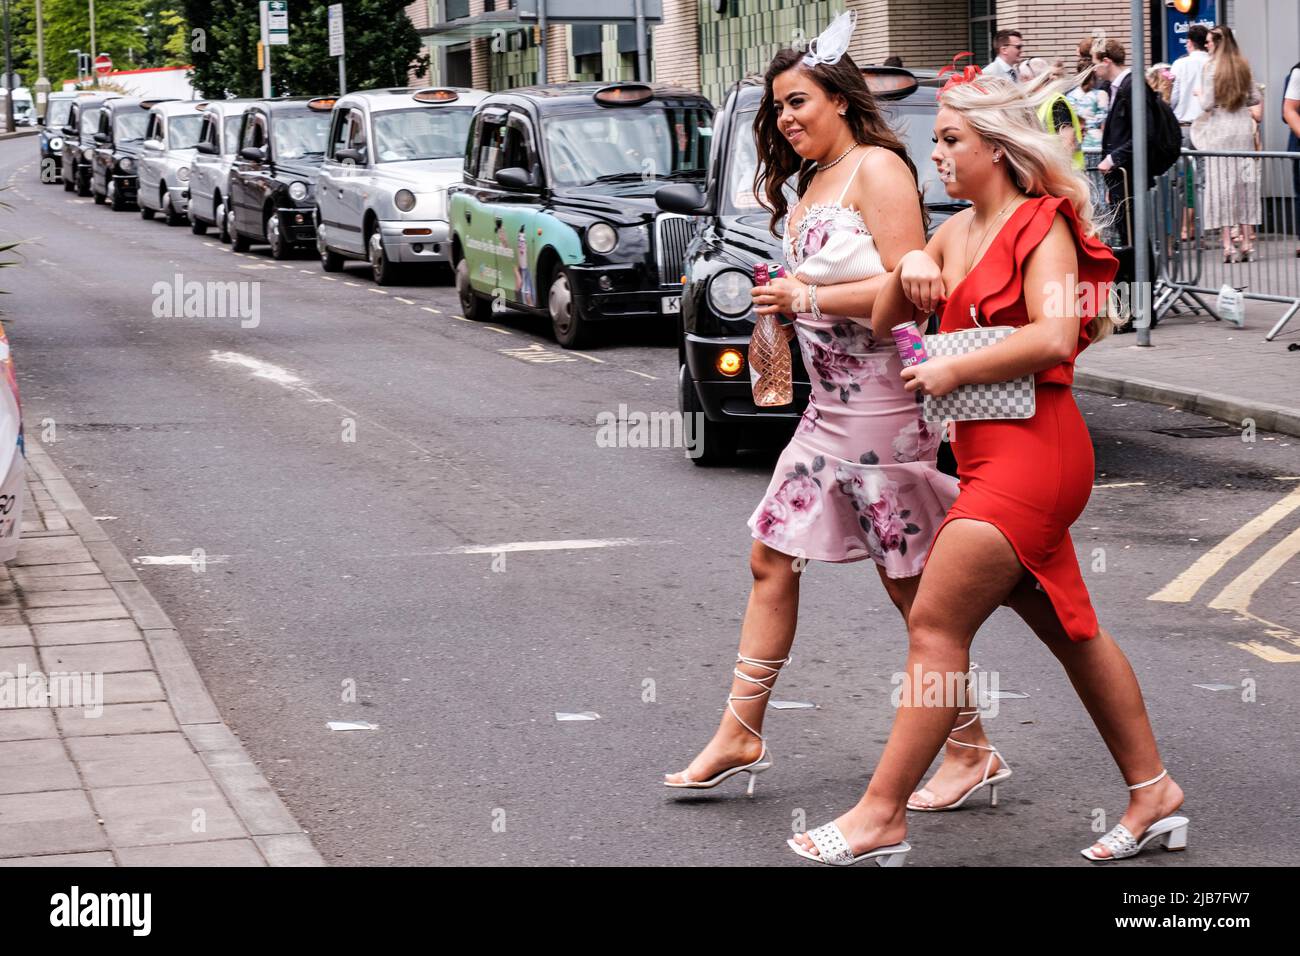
[314,87,485,284]
[187,99,255,240]
[137,99,203,225]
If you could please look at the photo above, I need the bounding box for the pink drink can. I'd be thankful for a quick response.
[891,321,928,368]
[754,262,793,324]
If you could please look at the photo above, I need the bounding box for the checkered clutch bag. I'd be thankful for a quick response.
[921,326,1036,423]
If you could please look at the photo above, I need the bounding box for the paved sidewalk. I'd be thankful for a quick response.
[1076,300,1300,437]
[0,441,323,866]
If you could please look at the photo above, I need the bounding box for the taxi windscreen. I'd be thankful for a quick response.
[724,110,795,216]
[272,112,331,162]
[544,106,711,187]
[47,99,74,128]
[113,111,150,143]
[223,115,243,154]
[373,107,473,162]
[168,114,204,149]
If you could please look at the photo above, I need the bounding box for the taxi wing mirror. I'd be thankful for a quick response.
[93,131,109,144]
[240,145,266,163]
[144,138,164,151]
[336,146,366,165]
[655,182,711,216]
[495,166,537,191]
[195,141,218,155]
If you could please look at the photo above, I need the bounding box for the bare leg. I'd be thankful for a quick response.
[1003,578,1184,858]
[665,541,801,784]
[793,519,1025,856]
[876,566,1006,810]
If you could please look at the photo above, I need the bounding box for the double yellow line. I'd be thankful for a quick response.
[1150,483,1300,662]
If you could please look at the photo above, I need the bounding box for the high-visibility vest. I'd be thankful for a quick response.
[1037,94,1085,170]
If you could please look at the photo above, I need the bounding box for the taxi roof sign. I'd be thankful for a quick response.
[412,88,459,104]
[307,97,337,112]
[594,83,654,107]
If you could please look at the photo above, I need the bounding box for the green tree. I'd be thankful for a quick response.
[184,0,426,98]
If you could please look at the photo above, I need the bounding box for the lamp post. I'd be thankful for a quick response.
[3,0,14,134]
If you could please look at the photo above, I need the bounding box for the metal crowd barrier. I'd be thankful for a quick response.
[1083,145,1300,340]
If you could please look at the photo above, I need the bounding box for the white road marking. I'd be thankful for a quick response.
[1093,481,1147,489]
[1149,484,1300,603]
[626,369,658,381]
[320,276,337,281]
[484,326,513,335]
[343,281,359,286]
[571,351,605,363]
[211,350,302,386]
[437,538,641,555]
[421,307,441,315]
[135,554,230,566]
[209,350,437,457]
[394,297,415,305]
[367,288,388,294]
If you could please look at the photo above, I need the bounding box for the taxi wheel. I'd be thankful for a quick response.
[548,267,591,349]
[92,188,106,205]
[266,214,291,260]
[62,175,73,192]
[679,363,739,467]
[455,256,491,321]
[230,213,251,252]
[140,202,155,220]
[164,195,185,227]
[110,184,128,212]
[368,230,402,285]
[190,213,207,235]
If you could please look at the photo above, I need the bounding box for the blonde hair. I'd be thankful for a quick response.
[939,72,1114,341]
[1209,26,1253,112]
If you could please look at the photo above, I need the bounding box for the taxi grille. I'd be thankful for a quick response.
[654,213,691,286]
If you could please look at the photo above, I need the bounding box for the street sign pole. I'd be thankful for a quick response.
[329,4,346,95]
[1131,0,1151,346]
[259,0,271,98]
[3,0,13,133]
[88,0,97,88]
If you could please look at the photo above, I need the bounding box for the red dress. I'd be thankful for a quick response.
[930,195,1119,642]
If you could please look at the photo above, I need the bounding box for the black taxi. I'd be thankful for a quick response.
[450,82,713,348]
[226,97,333,257]
[91,98,168,210]
[60,93,120,196]
[654,68,963,465]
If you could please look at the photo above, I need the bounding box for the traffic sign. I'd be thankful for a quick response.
[94,54,112,76]
[328,4,345,58]
[268,0,289,46]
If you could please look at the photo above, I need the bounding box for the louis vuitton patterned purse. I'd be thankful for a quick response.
[920,325,1036,423]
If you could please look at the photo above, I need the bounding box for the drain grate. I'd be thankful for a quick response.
[1152,424,1241,438]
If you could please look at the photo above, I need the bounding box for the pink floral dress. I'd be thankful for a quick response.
[747,166,958,576]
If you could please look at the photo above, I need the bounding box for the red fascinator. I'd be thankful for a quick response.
[937,52,985,98]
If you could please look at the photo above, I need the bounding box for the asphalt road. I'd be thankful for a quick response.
[1,134,1297,866]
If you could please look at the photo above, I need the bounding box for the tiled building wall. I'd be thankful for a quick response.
[845,0,967,72]
[405,0,432,85]
[697,0,845,105]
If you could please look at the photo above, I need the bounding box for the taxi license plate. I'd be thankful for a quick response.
[661,296,681,315]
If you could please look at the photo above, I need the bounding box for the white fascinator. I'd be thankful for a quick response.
[802,9,858,68]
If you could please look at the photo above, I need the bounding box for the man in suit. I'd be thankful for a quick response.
[985,29,1023,83]
[1094,39,1157,330]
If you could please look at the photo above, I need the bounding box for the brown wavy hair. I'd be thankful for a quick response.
[1209,26,1254,112]
[752,47,923,236]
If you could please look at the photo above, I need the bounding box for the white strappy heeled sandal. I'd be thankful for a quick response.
[1081,769,1189,862]
[663,653,789,797]
[787,821,911,867]
[907,709,1012,811]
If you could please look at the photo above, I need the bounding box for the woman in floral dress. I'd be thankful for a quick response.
[665,25,1011,813]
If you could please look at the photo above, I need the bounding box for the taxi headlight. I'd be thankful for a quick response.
[707,269,754,317]
[177,166,190,182]
[82,147,94,161]
[586,222,617,254]
[49,136,63,152]
[394,189,416,212]
[117,156,135,173]
[288,181,308,202]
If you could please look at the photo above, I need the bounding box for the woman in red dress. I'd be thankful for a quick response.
[788,73,1190,865]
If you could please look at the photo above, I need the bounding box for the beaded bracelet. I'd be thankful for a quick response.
[809,283,822,321]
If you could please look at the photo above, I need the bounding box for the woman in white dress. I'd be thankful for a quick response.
[1191,26,1262,261]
